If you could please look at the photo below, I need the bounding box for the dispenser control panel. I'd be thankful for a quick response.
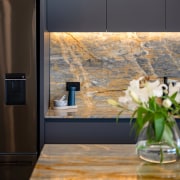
[5,73,26,105]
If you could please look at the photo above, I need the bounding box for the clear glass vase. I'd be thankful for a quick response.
[136,118,180,164]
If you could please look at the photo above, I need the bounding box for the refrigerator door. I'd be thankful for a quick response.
[0,0,37,163]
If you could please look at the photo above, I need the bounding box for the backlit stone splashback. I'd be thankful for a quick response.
[50,32,180,110]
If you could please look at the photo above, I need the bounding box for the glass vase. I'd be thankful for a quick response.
[136,118,180,164]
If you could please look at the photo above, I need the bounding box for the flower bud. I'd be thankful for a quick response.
[107,99,119,106]
[129,90,140,104]
[162,98,172,108]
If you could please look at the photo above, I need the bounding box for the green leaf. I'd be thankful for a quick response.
[170,92,178,100]
[146,122,155,140]
[162,124,174,147]
[130,109,137,125]
[135,107,146,133]
[142,111,153,124]
[154,113,165,141]
[116,110,124,123]
[148,97,157,111]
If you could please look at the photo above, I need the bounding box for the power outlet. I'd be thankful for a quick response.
[66,82,80,91]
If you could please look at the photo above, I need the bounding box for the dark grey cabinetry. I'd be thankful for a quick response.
[47,0,106,32]
[107,0,165,32]
[166,0,180,31]
[45,119,136,144]
[47,0,179,32]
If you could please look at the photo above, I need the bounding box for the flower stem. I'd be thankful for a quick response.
[160,146,164,163]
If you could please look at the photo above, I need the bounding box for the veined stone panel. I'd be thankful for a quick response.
[50,32,180,110]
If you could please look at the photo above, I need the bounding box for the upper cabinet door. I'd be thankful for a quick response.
[107,0,165,32]
[47,0,106,32]
[166,0,180,31]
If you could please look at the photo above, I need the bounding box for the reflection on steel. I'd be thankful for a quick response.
[0,0,37,163]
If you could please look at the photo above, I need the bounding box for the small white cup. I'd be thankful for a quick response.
[54,100,67,107]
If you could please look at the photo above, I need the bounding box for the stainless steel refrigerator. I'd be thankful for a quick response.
[0,0,37,163]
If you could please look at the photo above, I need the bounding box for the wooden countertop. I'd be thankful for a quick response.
[30,144,180,180]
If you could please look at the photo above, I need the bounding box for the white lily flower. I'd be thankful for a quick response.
[108,76,180,137]
[144,80,165,97]
[126,78,165,104]
[129,77,142,90]
[118,95,138,111]
[129,90,141,104]
[169,82,180,94]
[152,84,167,97]
[162,98,172,108]
[118,96,129,104]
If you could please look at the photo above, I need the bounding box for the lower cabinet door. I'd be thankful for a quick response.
[45,121,136,143]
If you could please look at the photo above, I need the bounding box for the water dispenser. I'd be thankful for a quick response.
[5,73,26,105]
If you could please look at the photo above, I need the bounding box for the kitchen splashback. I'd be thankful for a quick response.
[50,32,180,109]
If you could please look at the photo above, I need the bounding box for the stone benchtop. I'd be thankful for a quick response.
[30,144,180,179]
[45,106,180,120]
[45,106,130,118]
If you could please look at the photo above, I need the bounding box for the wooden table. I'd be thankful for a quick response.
[30,144,180,179]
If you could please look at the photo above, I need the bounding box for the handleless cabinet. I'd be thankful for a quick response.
[47,0,179,32]
[45,119,136,144]
[166,0,180,31]
[107,0,165,32]
[47,0,106,32]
